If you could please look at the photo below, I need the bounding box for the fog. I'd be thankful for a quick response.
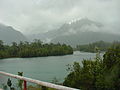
[0,0,119,34]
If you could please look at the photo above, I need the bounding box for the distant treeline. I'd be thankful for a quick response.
[0,39,73,59]
[76,41,120,52]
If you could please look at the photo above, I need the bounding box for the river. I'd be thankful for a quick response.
[0,51,97,84]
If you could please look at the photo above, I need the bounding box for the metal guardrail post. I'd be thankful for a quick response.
[24,80,27,90]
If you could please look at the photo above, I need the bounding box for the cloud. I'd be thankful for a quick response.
[0,0,119,34]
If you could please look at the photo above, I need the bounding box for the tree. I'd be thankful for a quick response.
[0,40,4,50]
[63,44,120,90]
[0,39,73,59]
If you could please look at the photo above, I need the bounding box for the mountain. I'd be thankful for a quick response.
[51,31,120,47]
[27,18,120,47]
[0,24,27,44]
[28,18,102,41]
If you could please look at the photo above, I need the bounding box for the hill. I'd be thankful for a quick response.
[0,24,27,44]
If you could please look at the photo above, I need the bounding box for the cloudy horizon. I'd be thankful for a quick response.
[0,0,119,35]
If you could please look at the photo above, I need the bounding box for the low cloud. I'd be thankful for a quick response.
[0,0,119,34]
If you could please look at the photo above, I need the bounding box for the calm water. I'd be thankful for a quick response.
[0,51,96,83]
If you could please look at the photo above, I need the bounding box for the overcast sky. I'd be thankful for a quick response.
[0,0,119,34]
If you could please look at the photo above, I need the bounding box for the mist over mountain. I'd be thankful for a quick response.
[0,18,119,46]
[52,31,120,47]
[28,18,102,40]
[0,0,119,34]
[27,18,120,47]
[0,24,27,44]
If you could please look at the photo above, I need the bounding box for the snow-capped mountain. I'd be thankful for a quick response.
[27,18,120,46]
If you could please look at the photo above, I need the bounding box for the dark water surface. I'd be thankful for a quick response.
[0,51,96,83]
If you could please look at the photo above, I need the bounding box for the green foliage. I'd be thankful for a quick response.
[0,40,73,59]
[7,78,12,88]
[7,78,15,90]
[103,42,120,69]
[64,44,120,90]
[18,72,23,90]
[27,85,56,90]
[2,84,8,90]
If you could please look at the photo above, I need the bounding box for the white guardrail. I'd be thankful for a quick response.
[0,71,79,90]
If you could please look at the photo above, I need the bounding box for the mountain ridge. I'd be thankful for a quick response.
[27,18,120,46]
[0,23,28,44]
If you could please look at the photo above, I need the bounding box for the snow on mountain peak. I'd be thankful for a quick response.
[68,18,81,25]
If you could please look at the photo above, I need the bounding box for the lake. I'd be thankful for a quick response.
[0,51,97,84]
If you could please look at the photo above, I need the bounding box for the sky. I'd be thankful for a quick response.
[0,0,119,35]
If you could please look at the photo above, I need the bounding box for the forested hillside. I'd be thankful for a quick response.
[76,41,115,52]
[76,41,120,53]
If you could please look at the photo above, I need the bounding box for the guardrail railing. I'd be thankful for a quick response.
[0,71,79,90]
